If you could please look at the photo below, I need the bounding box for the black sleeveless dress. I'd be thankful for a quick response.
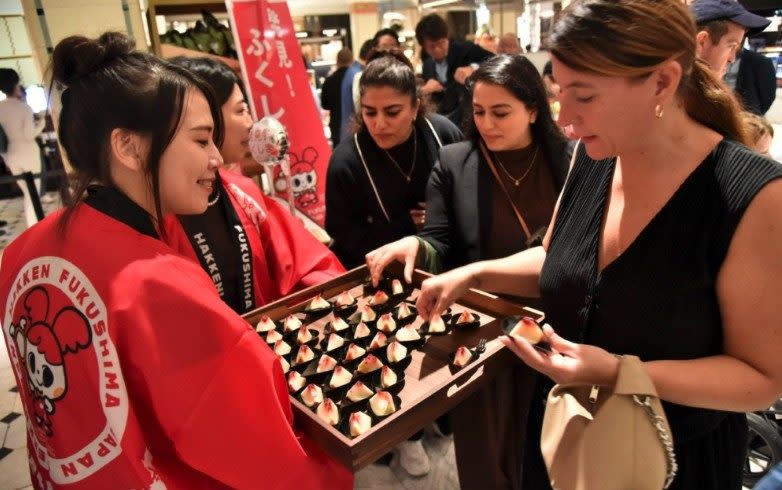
[532,140,782,489]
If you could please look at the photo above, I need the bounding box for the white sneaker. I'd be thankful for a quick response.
[428,421,450,438]
[396,439,430,477]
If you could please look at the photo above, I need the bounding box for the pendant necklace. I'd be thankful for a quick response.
[494,143,539,187]
[383,126,417,183]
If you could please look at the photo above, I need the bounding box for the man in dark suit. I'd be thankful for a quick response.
[734,47,777,115]
[415,14,493,125]
[321,48,353,147]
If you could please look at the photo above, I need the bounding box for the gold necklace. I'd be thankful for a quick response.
[383,126,417,183]
[493,143,538,187]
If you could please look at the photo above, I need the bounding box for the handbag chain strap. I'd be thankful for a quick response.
[632,395,679,489]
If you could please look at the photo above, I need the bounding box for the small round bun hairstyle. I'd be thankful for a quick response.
[364,47,414,70]
[51,32,223,228]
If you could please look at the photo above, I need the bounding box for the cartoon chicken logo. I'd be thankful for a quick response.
[8,286,92,436]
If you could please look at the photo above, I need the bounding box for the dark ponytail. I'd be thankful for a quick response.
[51,31,223,230]
[680,59,747,144]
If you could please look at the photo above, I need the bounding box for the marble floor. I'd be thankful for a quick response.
[0,192,62,251]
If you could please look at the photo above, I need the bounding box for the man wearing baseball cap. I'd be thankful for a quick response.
[690,0,771,77]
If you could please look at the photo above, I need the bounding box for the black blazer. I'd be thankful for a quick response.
[326,113,463,268]
[321,66,349,147]
[735,48,777,116]
[419,136,574,271]
[422,40,494,124]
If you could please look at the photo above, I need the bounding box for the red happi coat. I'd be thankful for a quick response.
[0,194,352,489]
[162,169,344,310]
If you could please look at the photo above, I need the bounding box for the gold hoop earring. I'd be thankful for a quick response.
[655,104,664,119]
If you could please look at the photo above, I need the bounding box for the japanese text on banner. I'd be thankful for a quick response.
[231,0,331,225]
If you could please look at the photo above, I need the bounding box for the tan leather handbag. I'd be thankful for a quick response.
[540,355,678,490]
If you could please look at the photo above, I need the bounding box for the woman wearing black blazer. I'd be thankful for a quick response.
[366,55,573,489]
[420,123,570,272]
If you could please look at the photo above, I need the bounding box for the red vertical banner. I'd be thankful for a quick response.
[229,0,330,225]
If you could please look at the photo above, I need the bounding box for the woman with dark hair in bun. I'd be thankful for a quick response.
[0,32,350,489]
[162,56,344,315]
[326,48,462,270]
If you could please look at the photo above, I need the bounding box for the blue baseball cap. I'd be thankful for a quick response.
[690,0,771,36]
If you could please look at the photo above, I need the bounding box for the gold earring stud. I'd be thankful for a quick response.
[655,104,664,119]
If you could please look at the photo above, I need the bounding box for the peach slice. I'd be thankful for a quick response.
[287,371,306,392]
[380,366,398,388]
[353,322,372,339]
[326,333,345,351]
[356,354,383,374]
[359,305,377,322]
[335,290,356,307]
[386,341,408,363]
[346,381,374,402]
[391,279,405,296]
[301,384,323,407]
[349,411,372,437]
[255,315,276,333]
[369,332,388,351]
[283,315,303,333]
[395,325,421,342]
[316,354,338,373]
[329,366,353,389]
[369,290,389,306]
[509,317,544,344]
[307,294,330,310]
[376,313,397,333]
[343,343,366,362]
[266,330,283,344]
[428,314,446,333]
[369,391,397,416]
[452,346,473,368]
[273,340,292,356]
[295,345,315,365]
[316,399,340,426]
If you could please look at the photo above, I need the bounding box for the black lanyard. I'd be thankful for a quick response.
[182,182,256,314]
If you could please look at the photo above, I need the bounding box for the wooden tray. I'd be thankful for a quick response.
[242,265,543,471]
